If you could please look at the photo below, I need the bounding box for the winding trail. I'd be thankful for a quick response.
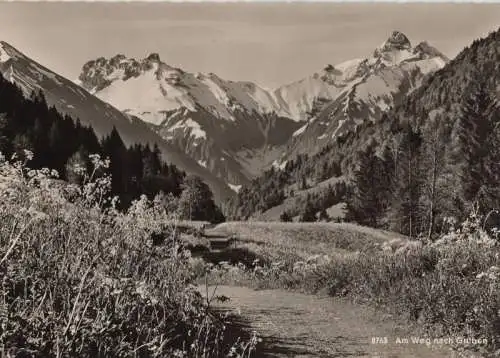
[201,285,459,358]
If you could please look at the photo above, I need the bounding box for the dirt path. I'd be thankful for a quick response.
[201,285,459,358]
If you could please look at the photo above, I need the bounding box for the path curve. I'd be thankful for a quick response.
[201,285,460,358]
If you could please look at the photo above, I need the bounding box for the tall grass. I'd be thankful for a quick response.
[208,217,499,356]
[228,214,500,355]
[0,151,255,357]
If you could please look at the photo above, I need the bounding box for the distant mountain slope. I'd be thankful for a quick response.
[274,31,448,164]
[228,28,500,231]
[77,54,302,187]
[0,41,233,203]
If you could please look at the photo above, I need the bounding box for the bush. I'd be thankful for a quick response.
[279,211,292,222]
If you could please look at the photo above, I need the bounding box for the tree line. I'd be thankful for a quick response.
[348,81,499,237]
[0,74,224,223]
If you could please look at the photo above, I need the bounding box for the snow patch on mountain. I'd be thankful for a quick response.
[0,43,11,63]
[228,183,242,193]
[293,123,309,137]
[167,118,206,140]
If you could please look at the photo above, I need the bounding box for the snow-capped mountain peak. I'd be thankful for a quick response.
[78,53,290,126]
[273,31,449,164]
[377,30,412,52]
[273,31,448,122]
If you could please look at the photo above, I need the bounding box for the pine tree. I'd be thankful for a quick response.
[299,195,316,222]
[101,127,128,199]
[0,113,8,153]
[318,208,329,221]
[477,102,500,212]
[455,82,494,206]
[390,125,424,237]
[347,145,387,227]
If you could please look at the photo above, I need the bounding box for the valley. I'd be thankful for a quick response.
[0,3,499,357]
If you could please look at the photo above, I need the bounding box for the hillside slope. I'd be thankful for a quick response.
[0,41,233,202]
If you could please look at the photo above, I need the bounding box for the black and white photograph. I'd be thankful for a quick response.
[0,1,499,357]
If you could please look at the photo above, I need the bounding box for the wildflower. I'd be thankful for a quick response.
[111,289,123,296]
[23,149,34,161]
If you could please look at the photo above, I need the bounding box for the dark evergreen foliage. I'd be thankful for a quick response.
[0,75,223,220]
[226,147,345,220]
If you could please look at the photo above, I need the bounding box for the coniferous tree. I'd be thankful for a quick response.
[477,101,500,212]
[299,195,317,222]
[346,144,388,227]
[0,113,10,154]
[455,81,494,207]
[389,125,424,237]
[101,127,129,202]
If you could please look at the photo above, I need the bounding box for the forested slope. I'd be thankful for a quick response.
[227,28,500,237]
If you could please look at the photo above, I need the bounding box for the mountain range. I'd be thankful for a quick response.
[227,27,500,227]
[73,31,448,188]
[0,31,450,201]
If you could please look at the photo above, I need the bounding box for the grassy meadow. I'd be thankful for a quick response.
[196,220,500,357]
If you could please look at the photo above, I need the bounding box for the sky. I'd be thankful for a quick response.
[0,2,499,88]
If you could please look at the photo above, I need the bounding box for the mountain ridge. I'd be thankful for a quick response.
[273,30,448,165]
[0,40,234,203]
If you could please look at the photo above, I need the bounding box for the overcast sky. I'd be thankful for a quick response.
[0,2,499,88]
